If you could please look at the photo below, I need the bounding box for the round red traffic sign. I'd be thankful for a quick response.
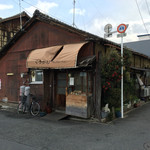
[117,24,127,33]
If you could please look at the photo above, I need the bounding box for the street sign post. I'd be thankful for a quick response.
[104,24,113,38]
[117,23,128,119]
[104,33,112,38]
[104,24,112,33]
[117,33,127,38]
[104,23,128,119]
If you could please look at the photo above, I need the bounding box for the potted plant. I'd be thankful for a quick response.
[115,107,121,118]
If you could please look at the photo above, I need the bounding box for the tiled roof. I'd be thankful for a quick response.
[0,11,30,23]
[124,40,150,57]
[0,10,149,60]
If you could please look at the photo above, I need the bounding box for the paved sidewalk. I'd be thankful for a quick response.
[0,101,18,112]
[0,102,150,150]
[0,99,149,123]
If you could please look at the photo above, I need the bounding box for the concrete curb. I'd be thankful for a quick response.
[0,100,149,124]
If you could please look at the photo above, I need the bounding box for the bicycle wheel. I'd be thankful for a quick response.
[17,102,26,114]
[30,102,40,116]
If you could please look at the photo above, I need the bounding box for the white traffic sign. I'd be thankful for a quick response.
[104,24,112,33]
[117,33,127,38]
[117,24,127,33]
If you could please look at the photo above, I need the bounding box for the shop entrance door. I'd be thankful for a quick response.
[56,72,67,110]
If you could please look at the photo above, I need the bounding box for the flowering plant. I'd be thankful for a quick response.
[101,50,132,108]
[101,51,122,91]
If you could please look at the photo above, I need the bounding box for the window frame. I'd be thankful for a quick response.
[30,70,43,84]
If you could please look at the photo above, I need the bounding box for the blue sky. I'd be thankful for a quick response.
[0,0,150,43]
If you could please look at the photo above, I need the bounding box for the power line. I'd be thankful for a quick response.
[13,0,74,28]
[135,0,150,37]
[77,0,106,34]
[145,0,150,16]
[22,0,74,26]
[21,0,48,15]
[76,0,86,31]
[13,0,32,16]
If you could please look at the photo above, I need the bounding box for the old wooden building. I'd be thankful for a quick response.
[0,11,30,50]
[0,10,149,118]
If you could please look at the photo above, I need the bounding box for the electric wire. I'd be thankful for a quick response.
[21,0,49,15]
[22,0,73,25]
[135,0,150,37]
[13,0,32,16]
[13,0,72,26]
[78,0,105,36]
[145,0,150,16]
[76,0,86,31]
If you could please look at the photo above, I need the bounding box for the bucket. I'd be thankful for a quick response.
[115,111,121,118]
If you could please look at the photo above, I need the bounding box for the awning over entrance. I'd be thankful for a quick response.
[26,42,87,69]
[26,45,63,68]
[49,42,87,68]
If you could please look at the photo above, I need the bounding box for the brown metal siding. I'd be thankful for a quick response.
[0,50,29,101]
[13,22,86,52]
[0,21,87,102]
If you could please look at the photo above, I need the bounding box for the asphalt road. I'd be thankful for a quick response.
[0,102,150,150]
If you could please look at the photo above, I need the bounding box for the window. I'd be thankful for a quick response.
[57,73,67,95]
[31,70,43,84]
[68,71,92,95]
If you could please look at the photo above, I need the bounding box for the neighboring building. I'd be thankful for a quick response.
[125,36,150,98]
[0,11,30,50]
[137,34,150,41]
[124,37,150,58]
[0,10,149,119]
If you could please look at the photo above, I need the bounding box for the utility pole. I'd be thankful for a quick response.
[19,0,22,30]
[73,0,76,27]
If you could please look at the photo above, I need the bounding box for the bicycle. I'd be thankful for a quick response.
[17,94,40,116]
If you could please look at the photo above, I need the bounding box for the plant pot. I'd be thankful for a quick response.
[115,111,121,118]
[101,111,108,118]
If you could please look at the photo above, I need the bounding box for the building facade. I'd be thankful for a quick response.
[0,10,149,118]
[0,11,30,50]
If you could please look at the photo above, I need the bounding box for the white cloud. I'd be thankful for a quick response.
[25,0,58,16]
[0,4,13,10]
[69,8,85,16]
[79,0,149,43]
[86,17,150,43]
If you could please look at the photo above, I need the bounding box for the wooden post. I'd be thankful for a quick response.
[43,70,50,111]
[43,69,54,110]
[95,51,102,121]
[49,70,54,108]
